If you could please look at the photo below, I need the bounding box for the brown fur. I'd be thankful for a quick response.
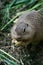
[11,10,43,47]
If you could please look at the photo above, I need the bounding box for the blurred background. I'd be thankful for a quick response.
[0,0,43,65]
[0,0,43,32]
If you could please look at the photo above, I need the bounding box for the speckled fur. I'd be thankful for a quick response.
[11,10,43,47]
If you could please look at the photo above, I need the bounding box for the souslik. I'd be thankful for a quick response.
[11,10,43,48]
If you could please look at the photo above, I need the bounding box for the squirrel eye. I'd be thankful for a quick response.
[26,24,28,26]
[23,28,26,32]
[23,24,28,33]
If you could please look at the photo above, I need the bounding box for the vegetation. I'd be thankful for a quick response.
[0,0,43,65]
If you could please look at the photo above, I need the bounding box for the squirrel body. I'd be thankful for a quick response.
[11,10,43,47]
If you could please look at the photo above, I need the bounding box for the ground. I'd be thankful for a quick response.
[0,32,43,65]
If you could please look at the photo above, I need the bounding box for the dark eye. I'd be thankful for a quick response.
[23,28,26,32]
[23,24,28,33]
[26,24,28,26]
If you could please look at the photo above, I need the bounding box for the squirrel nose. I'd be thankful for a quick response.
[16,38,22,41]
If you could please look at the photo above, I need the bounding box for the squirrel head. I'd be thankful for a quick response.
[11,21,35,46]
[11,10,37,46]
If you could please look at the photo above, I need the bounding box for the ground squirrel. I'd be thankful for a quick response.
[11,10,43,47]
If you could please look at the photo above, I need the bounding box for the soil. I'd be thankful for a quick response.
[0,32,43,65]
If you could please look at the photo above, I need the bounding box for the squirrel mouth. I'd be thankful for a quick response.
[16,38,22,41]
